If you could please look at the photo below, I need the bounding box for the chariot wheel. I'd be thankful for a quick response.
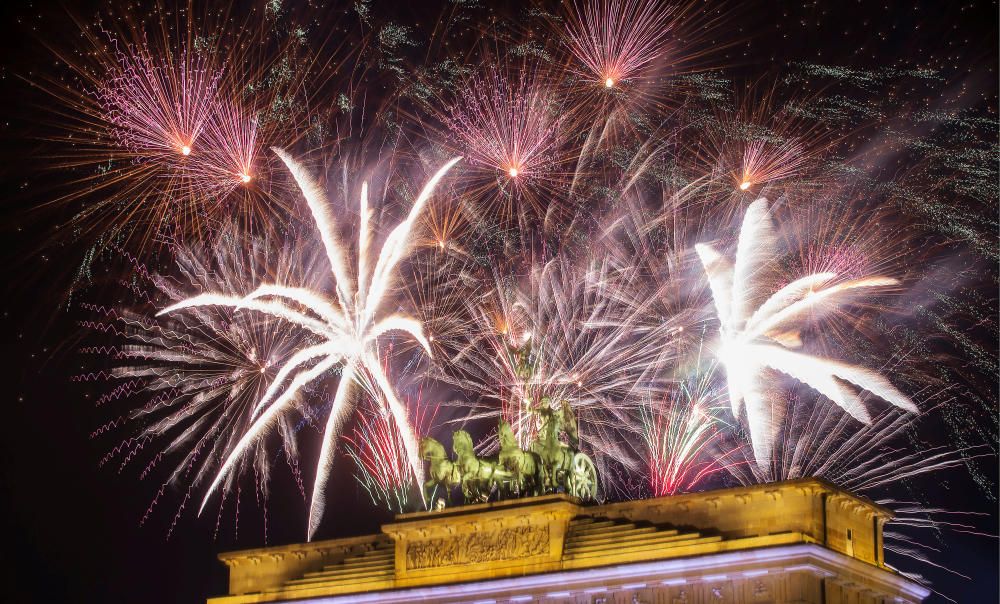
[569,452,597,500]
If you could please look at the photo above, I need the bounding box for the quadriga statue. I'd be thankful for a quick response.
[420,399,598,509]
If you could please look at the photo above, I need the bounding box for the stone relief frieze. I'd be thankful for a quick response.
[405,525,549,570]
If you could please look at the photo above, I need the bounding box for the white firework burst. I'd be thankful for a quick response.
[696,198,918,469]
[158,147,461,538]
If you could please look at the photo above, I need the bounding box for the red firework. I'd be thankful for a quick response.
[343,391,439,513]
[641,378,740,497]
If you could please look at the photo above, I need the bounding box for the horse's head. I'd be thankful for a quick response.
[452,430,473,456]
[419,436,445,460]
[498,421,515,447]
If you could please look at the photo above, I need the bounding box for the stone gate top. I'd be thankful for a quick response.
[209,478,929,604]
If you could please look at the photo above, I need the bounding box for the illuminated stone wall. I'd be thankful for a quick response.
[209,478,928,604]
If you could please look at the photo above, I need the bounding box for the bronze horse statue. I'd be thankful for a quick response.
[452,430,510,502]
[530,404,576,492]
[419,436,460,506]
[498,421,541,496]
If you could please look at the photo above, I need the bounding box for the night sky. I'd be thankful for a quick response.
[0,1,996,603]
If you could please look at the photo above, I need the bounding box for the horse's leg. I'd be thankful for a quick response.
[424,480,435,509]
[493,466,503,501]
[526,458,537,496]
[462,473,476,503]
[446,464,458,505]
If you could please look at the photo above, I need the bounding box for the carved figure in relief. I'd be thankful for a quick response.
[404,525,550,570]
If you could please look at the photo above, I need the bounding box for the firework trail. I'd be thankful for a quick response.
[158,148,460,538]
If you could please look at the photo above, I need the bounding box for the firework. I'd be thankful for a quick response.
[696,89,833,196]
[189,100,260,197]
[696,198,918,469]
[734,137,808,192]
[97,34,223,167]
[79,227,316,538]
[157,148,460,539]
[563,0,673,90]
[440,65,569,226]
[639,369,738,497]
[343,388,438,513]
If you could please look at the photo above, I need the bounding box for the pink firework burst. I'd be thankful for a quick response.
[97,34,223,165]
[563,0,673,90]
[195,100,260,197]
[97,36,262,201]
[684,83,840,196]
[735,137,810,192]
[442,66,566,221]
